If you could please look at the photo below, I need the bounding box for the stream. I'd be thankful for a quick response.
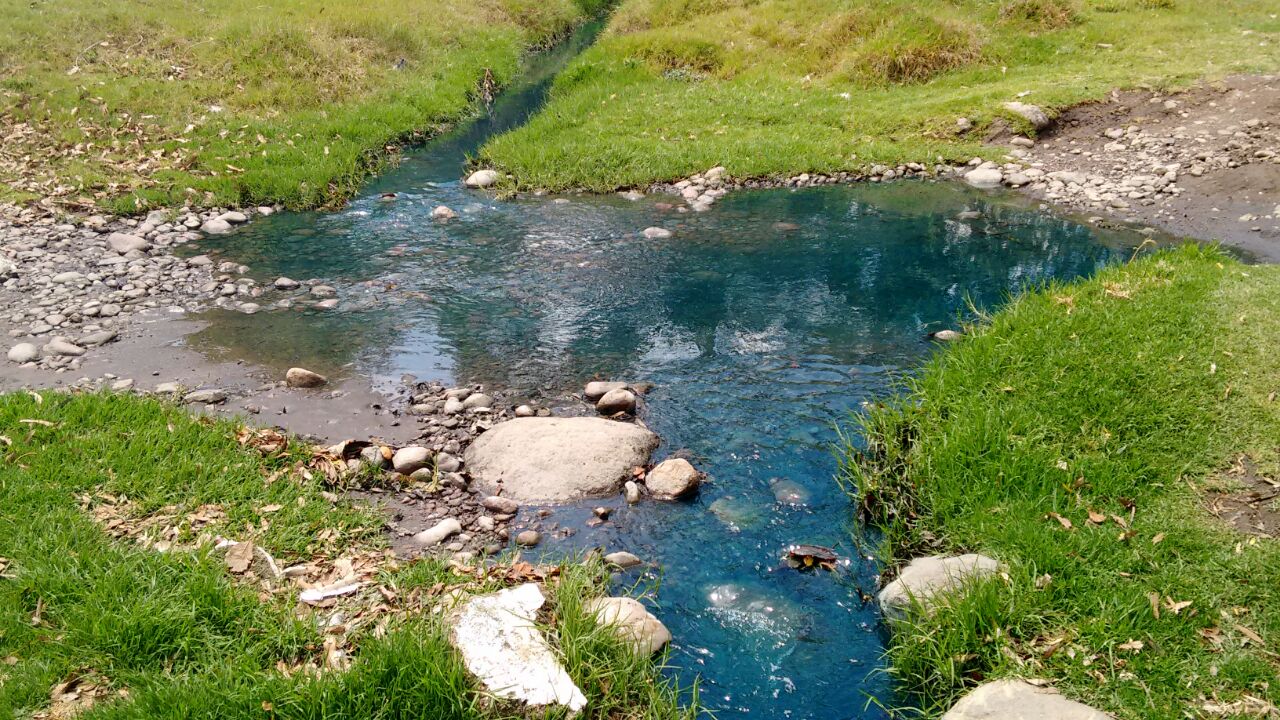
[194,19,1144,720]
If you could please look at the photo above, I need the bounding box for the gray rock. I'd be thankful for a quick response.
[770,478,811,506]
[1002,101,1051,130]
[964,168,1004,188]
[392,446,433,475]
[44,338,85,357]
[7,343,38,363]
[596,388,637,415]
[414,518,462,546]
[464,417,659,503]
[604,551,642,569]
[931,329,963,342]
[514,404,536,417]
[464,169,499,188]
[111,378,134,391]
[360,445,390,469]
[586,597,671,655]
[462,392,493,410]
[107,232,150,253]
[183,388,228,404]
[516,530,541,547]
[52,271,84,284]
[482,496,520,515]
[624,480,641,504]
[154,382,183,394]
[878,554,1000,621]
[435,452,462,473]
[99,304,121,317]
[0,258,16,277]
[942,680,1109,720]
[274,277,300,290]
[220,211,248,224]
[285,367,328,388]
[646,458,702,499]
[642,227,673,239]
[584,381,627,400]
[444,397,465,415]
[432,205,458,220]
[79,330,118,347]
[201,218,233,235]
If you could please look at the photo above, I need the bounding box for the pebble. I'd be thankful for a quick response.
[392,446,433,475]
[604,551,642,569]
[624,480,641,504]
[642,227,673,239]
[483,496,520,514]
[414,518,463,546]
[596,388,637,415]
[516,530,541,547]
[464,169,499,188]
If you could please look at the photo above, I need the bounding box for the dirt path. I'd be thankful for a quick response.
[1013,75,1280,260]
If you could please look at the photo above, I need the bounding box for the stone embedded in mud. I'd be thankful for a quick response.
[392,446,433,475]
[878,553,1000,622]
[482,495,520,515]
[464,416,659,503]
[7,343,38,364]
[646,458,702,499]
[449,584,587,711]
[414,518,462,546]
[44,338,85,357]
[1002,101,1051,130]
[942,680,1109,720]
[183,388,228,404]
[587,597,672,655]
[595,388,636,415]
[464,169,499,188]
[285,367,328,388]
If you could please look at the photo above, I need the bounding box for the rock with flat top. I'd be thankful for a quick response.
[464,417,659,503]
[183,388,227,404]
[584,381,627,400]
[604,551,642,569]
[964,168,1004,188]
[878,553,1000,621]
[7,343,38,363]
[942,680,1110,720]
[642,227,672,239]
[646,458,701,499]
[107,232,149,253]
[449,584,587,711]
[44,338,85,357]
[586,597,672,655]
[1002,101,1051,130]
[201,218,233,234]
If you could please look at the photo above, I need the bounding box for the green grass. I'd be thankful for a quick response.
[0,0,607,213]
[842,245,1280,717]
[480,0,1280,191]
[0,392,695,718]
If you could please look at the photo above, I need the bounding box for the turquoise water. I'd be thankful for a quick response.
[196,22,1142,720]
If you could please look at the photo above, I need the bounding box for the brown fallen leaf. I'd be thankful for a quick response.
[225,542,254,574]
[19,418,54,427]
[1087,508,1106,524]
[1147,592,1161,619]
[1151,532,1165,545]
[1164,598,1193,615]
[259,504,283,514]
[1047,512,1073,530]
[1117,639,1144,652]
[1235,624,1265,647]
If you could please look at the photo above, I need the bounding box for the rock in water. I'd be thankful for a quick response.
[942,680,1109,720]
[646,458,701,499]
[392,446,433,474]
[449,584,587,711]
[286,367,328,388]
[464,169,499,188]
[930,329,963,342]
[642,227,673,239]
[603,551,642,569]
[432,205,457,220]
[414,518,462,546]
[274,277,300,290]
[586,597,672,655]
[595,388,636,415]
[516,530,541,547]
[878,554,1000,622]
[464,417,659,503]
[770,478,811,506]
[7,343,38,364]
[1001,101,1051,130]
[624,480,641,504]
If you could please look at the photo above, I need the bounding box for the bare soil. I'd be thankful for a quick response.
[1206,455,1280,539]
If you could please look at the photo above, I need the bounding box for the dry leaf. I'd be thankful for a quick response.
[1151,532,1165,545]
[1047,512,1073,530]
[1147,592,1161,619]
[1164,598,1193,615]
[1087,509,1106,524]
[1235,624,1265,646]
[1117,639,1144,652]
[259,504,283,514]
[225,541,254,574]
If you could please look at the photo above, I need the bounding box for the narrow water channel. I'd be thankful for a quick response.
[195,20,1143,720]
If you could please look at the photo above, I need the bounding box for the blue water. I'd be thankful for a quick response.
[194,21,1143,720]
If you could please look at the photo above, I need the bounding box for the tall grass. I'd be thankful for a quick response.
[840,246,1280,716]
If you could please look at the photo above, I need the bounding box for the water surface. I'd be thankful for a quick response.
[195,23,1143,719]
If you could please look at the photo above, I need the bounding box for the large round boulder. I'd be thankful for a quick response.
[463,417,659,503]
[942,680,1108,720]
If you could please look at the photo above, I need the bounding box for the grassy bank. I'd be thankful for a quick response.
[0,0,605,213]
[481,0,1280,191]
[0,392,693,718]
[843,245,1280,717]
